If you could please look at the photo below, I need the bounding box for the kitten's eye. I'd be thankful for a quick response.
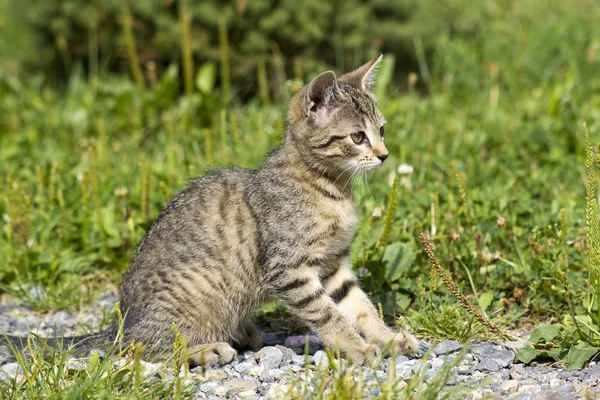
[351,131,368,144]
[380,126,385,138]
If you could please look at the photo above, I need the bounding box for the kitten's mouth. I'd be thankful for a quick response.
[359,160,382,171]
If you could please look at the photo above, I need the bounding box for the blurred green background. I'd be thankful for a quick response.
[2,0,598,99]
[1,0,600,347]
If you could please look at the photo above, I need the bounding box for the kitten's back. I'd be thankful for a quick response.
[119,168,262,349]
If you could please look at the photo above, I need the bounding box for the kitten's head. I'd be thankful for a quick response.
[288,55,388,177]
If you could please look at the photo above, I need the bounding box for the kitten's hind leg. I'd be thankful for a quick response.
[233,319,263,350]
[187,342,237,367]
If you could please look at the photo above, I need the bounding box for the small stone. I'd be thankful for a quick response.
[313,350,327,366]
[214,386,229,397]
[248,366,264,378]
[276,345,296,365]
[28,286,44,299]
[291,355,308,366]
[457,366,472,375]
[501,380,519,392]
[504,339,531,353]
[428,357,444,371]
[518,379,538,387]
[417,341,432,357]
[112,358,127,369]
[225,379,257,394]
[535,390,562,400]
[235,361,256,376]
[394,355,409,364]
[16,315,40,331]
[548,378,561,389]
[396,359,427,379]
[256,346,283,369]
[199,381,221,395]
[51,311,74,328]
[140,360,162,376]
[0,363,23,381]
[470,343,503,358]
[65,359,88,371]
[89,349,106,359]
[264,383,291,400]
[519,382,541,394]
[474,359,502,372]
[238,389,258,400]
[259,367,271,382]
[269,369,285,381]
[289,364,302,373]
[466,389,484,400]
[283,335,323,354]
[554,384,573,394]
[510,394,535,400]
[510,364,526,379]
[572,382,589,392]
[208,369,230,381]
[434,340,463,355]
[490,350,515,368]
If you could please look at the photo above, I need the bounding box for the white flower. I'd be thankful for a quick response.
[397,164,414,175]
[372,206,383,218]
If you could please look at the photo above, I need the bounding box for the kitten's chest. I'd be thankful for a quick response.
[311,198,358,254]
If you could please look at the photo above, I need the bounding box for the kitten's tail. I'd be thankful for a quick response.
[0,331,113,363]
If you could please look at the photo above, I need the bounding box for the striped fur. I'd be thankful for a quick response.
[1,56,418,366]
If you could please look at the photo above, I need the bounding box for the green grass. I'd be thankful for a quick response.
[1,0,600,396]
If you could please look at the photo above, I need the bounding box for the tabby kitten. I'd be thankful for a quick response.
[2,55,419,366]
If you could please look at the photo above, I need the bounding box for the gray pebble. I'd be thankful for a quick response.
[256,346,283,369]
[28,286,44,300]
[225,378,257,394]
[396,359,427,379]
[474,358,503,372]
[434,340,462,355]
[0,363,22,381]
[199,381,221,395]
[235,361,256,376]
[259,367,272,382]
[394,355,409,364]
[291,354,308,365]
[275,345,296,365]
[313,350,328,366]
[283,334,323,354]
[417,341,432,357]
[238,390,259,400]
[509,394,535,400]
[16,315,40,331]
[534,390,563,400]
[268,369,285,381]
[51,311,74,329]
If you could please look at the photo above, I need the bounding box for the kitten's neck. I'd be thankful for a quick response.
[269,139,355,197]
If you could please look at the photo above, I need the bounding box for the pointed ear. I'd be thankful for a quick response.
[339,54,383,91]
[305,70,342,126]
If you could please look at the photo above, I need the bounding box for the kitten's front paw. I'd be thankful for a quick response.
[346,343,380,366]
[393,330,420,355]
[371,328,420,357]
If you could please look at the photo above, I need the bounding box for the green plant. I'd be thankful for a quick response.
[0,333,193,399]
[284,349,478,400]
[517,124,600,370]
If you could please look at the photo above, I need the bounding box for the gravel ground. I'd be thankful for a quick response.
[0,295,599,399]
